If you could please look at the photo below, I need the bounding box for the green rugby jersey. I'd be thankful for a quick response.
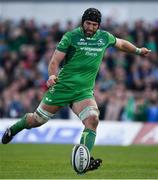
[55,27,116,92]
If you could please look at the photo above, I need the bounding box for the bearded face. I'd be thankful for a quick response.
[82,20,99,37]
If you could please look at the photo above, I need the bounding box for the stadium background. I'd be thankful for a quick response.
[0,0,158,178]
[0,0,158,122]
[0,0,158,142]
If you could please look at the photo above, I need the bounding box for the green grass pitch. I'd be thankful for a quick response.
[0,144,158,179]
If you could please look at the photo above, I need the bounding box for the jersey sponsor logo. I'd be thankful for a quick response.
[85,52,97,57]
[80,47,102,52]
[80,46,103,57]
[77,42,87,45]
[77,38,105,47]
[77,38,87,45]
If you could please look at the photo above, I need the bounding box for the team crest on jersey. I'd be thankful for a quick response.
[97,39,105,46]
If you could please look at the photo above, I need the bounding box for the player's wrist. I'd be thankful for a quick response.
[49,75,57,79]
[135,48,142,55]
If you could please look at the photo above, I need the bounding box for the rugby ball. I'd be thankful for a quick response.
[71,144,90,174]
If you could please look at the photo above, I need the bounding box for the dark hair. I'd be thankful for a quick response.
[82,8,102,25]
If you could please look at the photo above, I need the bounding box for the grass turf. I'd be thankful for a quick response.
[0,144,158,179]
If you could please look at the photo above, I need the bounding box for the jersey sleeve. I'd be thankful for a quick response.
[107,32,116,47]
[57,32,71,53]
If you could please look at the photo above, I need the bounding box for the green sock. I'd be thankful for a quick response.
[80,128,96,152]
[10,114,31,136]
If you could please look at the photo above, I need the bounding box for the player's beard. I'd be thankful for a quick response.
[83,28,97,37]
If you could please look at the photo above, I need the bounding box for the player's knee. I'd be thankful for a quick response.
[79,106,99,129]
[85,114,99,129]
[90,114,99,127]
[25,113,44,128]
[34,105,55,124]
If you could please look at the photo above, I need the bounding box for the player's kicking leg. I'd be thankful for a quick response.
[1,104,62,144]
[1,112,46,144]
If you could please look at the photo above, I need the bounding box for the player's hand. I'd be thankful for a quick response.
[46,75,58,87]
[140,47,151,56]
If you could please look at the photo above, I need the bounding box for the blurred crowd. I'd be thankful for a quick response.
[0,17,158,122]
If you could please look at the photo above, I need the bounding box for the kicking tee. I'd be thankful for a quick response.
[55,27,116,93]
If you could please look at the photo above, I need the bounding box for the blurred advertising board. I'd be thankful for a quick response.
[0,119,158,145]
[133,123,158,144]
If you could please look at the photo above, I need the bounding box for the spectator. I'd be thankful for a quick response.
[147,91,158,122]
[134,94,148,122]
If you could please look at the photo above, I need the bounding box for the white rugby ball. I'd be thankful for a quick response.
[71,144,90,174]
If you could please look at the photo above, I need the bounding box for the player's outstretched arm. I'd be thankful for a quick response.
[47,50,66,87]
[115,38,151,56]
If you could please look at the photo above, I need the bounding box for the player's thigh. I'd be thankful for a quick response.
[35,89,64,121]
[71,98,98,116]
[34,102,63,124]
[38,102,63,114]
[38,88,66,114]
